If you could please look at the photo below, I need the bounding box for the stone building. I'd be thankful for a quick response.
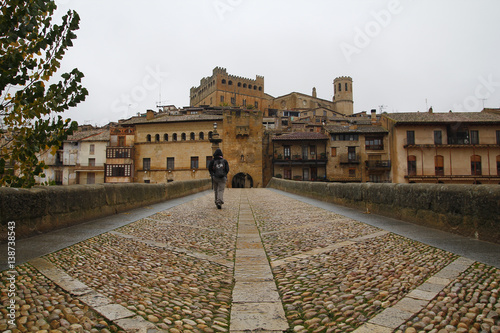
[38,126,109,185]
[382,109,500,184]
[272,132,329,181]
[107,108,264,188]
[190,67,272,113]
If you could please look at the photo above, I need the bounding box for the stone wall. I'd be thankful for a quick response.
[267,178,500,244]
[0,179,211,242]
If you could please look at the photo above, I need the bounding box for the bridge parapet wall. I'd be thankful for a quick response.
[267,178,500,244]
[0,179,211,242]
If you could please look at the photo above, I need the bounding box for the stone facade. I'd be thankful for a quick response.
[382,109,500,184]
[190,67,271,112]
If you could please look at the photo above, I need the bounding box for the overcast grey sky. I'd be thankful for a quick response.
[53,0,500,126]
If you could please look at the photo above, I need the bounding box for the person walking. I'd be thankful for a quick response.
[208,148,229,209]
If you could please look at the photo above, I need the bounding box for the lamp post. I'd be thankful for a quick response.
[210,122,222,154]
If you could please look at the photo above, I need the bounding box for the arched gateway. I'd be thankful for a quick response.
[232,173,253,188]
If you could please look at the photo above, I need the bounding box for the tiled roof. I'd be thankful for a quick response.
[120,114,224,125]
[384,111,500,124]
[66,129,109,142]
[272,132,329,141]
[325,125,388,134]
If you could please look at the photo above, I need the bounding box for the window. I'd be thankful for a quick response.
[143,158,151,170]
[338,83,342,92]
[220,96,224,103]
[284,168,291,180]
[345,83,348,91]
[497,131,500,145]
[206,156,212,168]
[366,137,383,150]
[181,133,186,141]
[349,168,356,177]
[248,85,252,89]
[237,82,241,87]
[497,156,500,175]
[335,134,359,141]
[284,146,291,159]
[348,147,356,161]
[167,157,174,170]
[191,157,199,169]
[228,80,232,85]
[310,145,316,158]
[118,136,125,146]
[242,99,246,106]
[255,102,258,108]
[190,132,195,140]
[406,131,415,145]
[221,79,226,84]
[435,155,444,176]
[106,164,131,177]
[231,97,236,105]
[199,132,204,140]
[331,147,337,157]
[146,134,151,142]
[303,168,309,181]
[434,131,442,145]
[155,134,160,142]
[408,155,417,176]
[89,144,95,155]
[164,134,168,141]
[302,146,308,159]
[470,130,479,144]
[173,133,177,141]
[471,155,482,175]
[88,158,95,167]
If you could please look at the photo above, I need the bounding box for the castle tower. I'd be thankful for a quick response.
[333,76,353,115]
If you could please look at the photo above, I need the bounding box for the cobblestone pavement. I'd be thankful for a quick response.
[1,188,499,333]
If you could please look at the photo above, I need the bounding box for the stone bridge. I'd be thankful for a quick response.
[1,183,499,332]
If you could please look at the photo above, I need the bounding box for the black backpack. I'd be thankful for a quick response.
[213,159,226,178]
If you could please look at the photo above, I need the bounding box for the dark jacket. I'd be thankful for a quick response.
[208,148,229,177]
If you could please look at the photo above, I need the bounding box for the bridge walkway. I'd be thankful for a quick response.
[1,188,499,332]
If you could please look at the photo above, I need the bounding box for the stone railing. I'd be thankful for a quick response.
[267,178,500,244]
[0,179,211,242]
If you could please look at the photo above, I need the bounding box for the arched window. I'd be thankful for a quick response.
[345,83,348,91]
[208,131,213,140]
[173,133,177,141]
[435,155,444,176]
[155,134,160,142]
[228,80,233,85]
[146,134,151,142]
[164,134,168,141]
[496,156,500,176]
[248,84,252,89]
[221,79,226,84]
[471,155,482,175]
[243,83,247,88]
[407,155,417,176]
[253,86,257,90]
[259,86,262,91]
[181,133,186,141]
[338,83,342,92]
[238,82,242,87]
[199,132,204,140]
[190,132,195,140]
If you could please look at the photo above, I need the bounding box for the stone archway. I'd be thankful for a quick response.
[232,173,253,188]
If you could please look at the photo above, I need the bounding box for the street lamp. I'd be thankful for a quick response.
[213,122,218,131]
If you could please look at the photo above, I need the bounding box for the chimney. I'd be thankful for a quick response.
[312,87,317,98]
[429,107,433,113]
[146,109,155,120]
[371,109,377,125]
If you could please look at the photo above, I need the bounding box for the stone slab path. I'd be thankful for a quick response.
[229,192,288,332]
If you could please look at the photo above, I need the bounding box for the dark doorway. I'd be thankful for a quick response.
[232,173,253,188]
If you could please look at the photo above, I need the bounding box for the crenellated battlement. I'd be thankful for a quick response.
[334,76,353,82]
